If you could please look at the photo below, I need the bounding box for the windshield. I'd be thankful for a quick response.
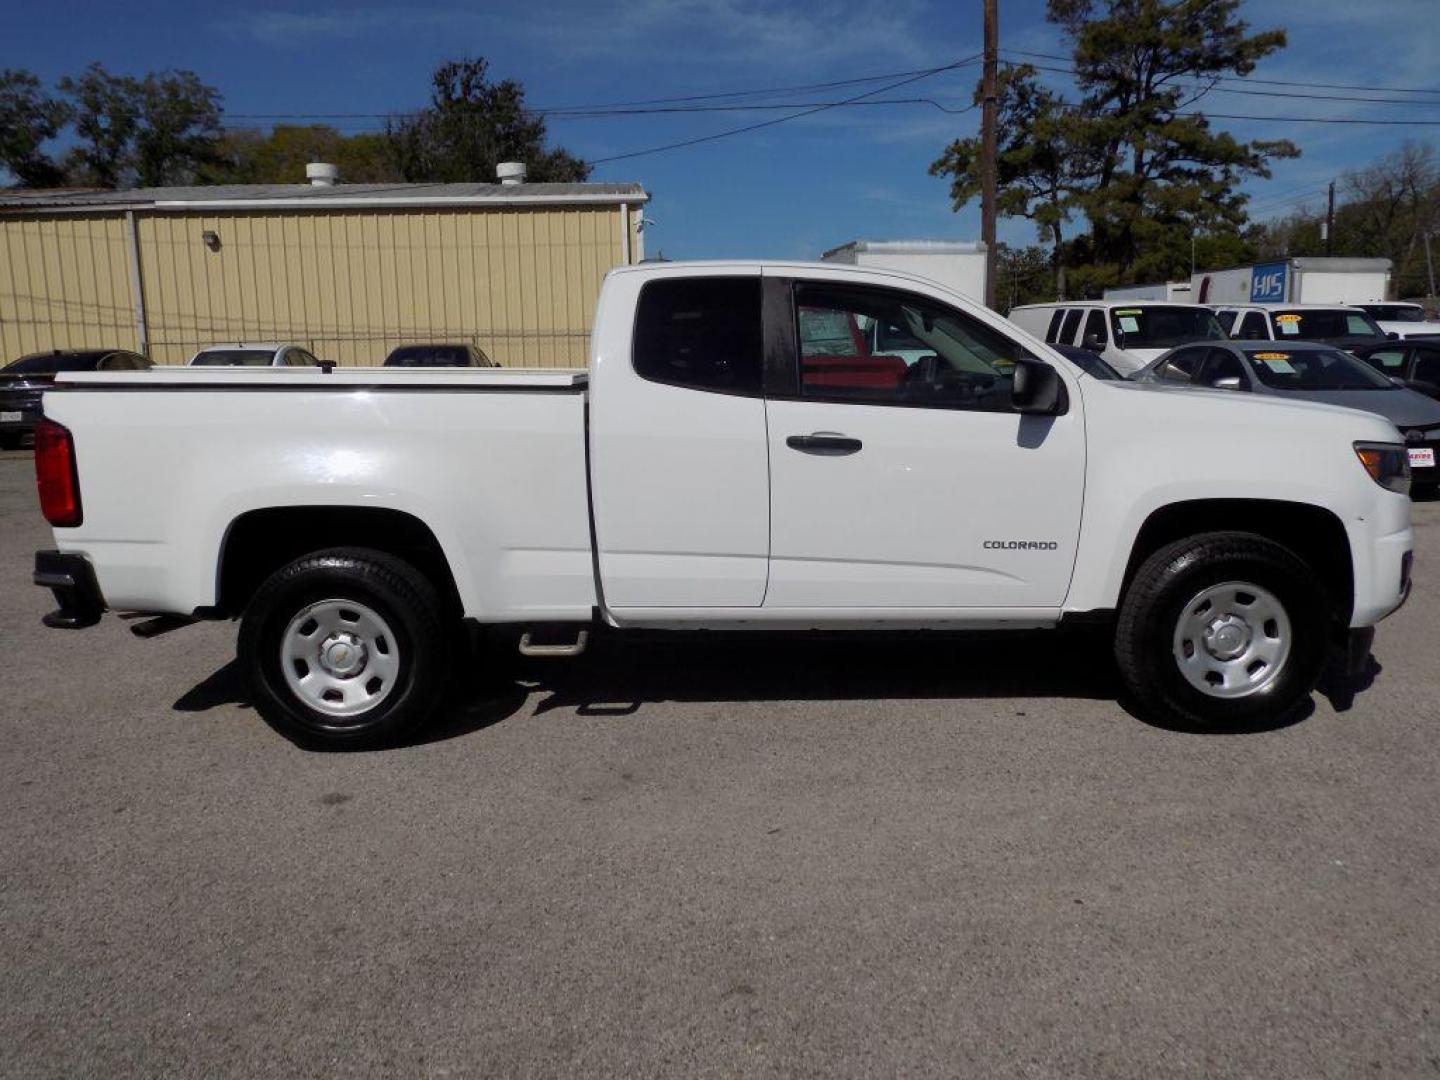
[1244,347,1395,391]
[1110,306,1226,349]
[1362,304,1425,323]
[1272,309,1384,340]
[3,353,107,375]
[191,350,275,366]
[385,345,471,367]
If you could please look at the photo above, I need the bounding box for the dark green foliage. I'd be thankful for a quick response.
[386,58,589,184]
[932,0,1296,296]
[0,69,68,186]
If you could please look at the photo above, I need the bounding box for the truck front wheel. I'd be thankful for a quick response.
[238,548,451,748]
[1115,532,1330,729]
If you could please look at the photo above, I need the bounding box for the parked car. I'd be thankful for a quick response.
[1354,339,1440,400]
[383,343,495,367]
[1008,300,1228,376]
[188,343,323,367]
[32,261,1412,747]
[1050,343,1122,380]
[1,349,150,449]
[1134,340,1440,486]
[1211,303,1388,351]
[1356,302,1440,341]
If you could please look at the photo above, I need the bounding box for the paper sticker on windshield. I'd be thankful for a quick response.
[1275,313,1301,322]
[1113,309,1142,317]
[1258,356,1297,373]
[1254,352,1290,360]
[1277,320,1300,335]
[1118,316,1140,333]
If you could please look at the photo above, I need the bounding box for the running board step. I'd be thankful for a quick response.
[518,629,589,658]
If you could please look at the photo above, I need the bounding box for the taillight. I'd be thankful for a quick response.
[34,419,82,527]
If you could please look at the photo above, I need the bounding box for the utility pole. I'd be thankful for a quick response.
[1425,231,1437,306]
[1324,180,1335,257]
[981,0,998,309]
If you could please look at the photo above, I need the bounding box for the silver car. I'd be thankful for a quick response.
[1134,339,1440,488]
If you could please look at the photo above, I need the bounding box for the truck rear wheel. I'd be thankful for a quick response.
[1115,532,1330,729]
[238,548,451,748]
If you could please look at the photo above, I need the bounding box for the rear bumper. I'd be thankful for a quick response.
[34,550,105,628]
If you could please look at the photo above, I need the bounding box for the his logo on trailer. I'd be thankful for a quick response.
[1250,262,1288,303]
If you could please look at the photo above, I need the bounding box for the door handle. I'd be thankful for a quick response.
[786,432,862,456]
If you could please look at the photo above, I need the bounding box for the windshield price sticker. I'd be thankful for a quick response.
[1114,309,1141,316]
[1257,355,1297,373]
[1275,314,1301,322]
[1254,352,1290,360]
[1277,320,1300,335]
[1118,316,1140,333]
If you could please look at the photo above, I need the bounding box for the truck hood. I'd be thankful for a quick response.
[1102,378,1419,434]
[1268,386,1440,429]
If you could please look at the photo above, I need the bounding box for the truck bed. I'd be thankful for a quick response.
[57,366,588,390]
[43,365,596,620]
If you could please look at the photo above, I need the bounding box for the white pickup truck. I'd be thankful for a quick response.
[32,261,1415,746]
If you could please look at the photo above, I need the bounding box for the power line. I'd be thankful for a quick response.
[588,55,981,165]
[1013,60,1440,107]
[1002,48,1440,96]
[224,59,985,123]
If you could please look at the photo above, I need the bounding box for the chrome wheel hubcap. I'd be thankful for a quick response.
[281,599,400,718]
[1172,581,1291,699]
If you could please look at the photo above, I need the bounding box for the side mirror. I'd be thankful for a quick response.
[1211,376,1242,390]
[1113,327,1126,349]
[1012,356,1068,415]
[1388,332,1400,340]
[1082,333,1105,351]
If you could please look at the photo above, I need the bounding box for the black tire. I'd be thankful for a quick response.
[238,547,452,749]
[1115,532,1330,729]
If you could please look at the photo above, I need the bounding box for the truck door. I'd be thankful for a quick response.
[589,272,771,609]
[763,275,1085,612]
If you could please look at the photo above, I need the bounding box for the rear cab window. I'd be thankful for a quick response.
[633,277,763,393]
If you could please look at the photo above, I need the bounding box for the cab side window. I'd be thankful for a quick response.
[1197,347,1246,388]
[1044,309,1065,343]
[1153,346,1207,383]
[633,277,763,394]
[1082,309,1108,348]
[793,282,1024,412]
[1238,312,1269,340]
[1361,348,1407,374]
[1413,347,1440,387]
[1058,308,1083,346]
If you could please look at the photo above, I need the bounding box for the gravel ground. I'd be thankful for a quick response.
[2,449,1438,1078]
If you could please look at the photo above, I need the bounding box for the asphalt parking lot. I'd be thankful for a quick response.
[2,448,1439,1078]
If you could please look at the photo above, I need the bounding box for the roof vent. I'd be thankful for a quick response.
[306,162,339,187]
[497,161,527,186]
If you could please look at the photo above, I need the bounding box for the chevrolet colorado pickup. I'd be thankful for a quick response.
[31,262,1415,746]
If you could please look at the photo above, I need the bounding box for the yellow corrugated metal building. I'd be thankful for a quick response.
[0,179,649,367]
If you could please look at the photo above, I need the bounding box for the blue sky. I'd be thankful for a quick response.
[6,0,1438,259]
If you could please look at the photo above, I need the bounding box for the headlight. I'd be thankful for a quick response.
[1354,442,1410,493]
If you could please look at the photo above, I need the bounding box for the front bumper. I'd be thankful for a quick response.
[34,550,105,628]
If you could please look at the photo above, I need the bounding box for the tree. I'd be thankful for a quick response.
[208,125,401,184]
[933,0,1297,293]
[58,63,141,187]
[1054,0,1297,282]
[931,65,1087,296]
[0,69,68,187]
[387,58,589,184]
[132,70,223,186]
[59,63,223,188]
